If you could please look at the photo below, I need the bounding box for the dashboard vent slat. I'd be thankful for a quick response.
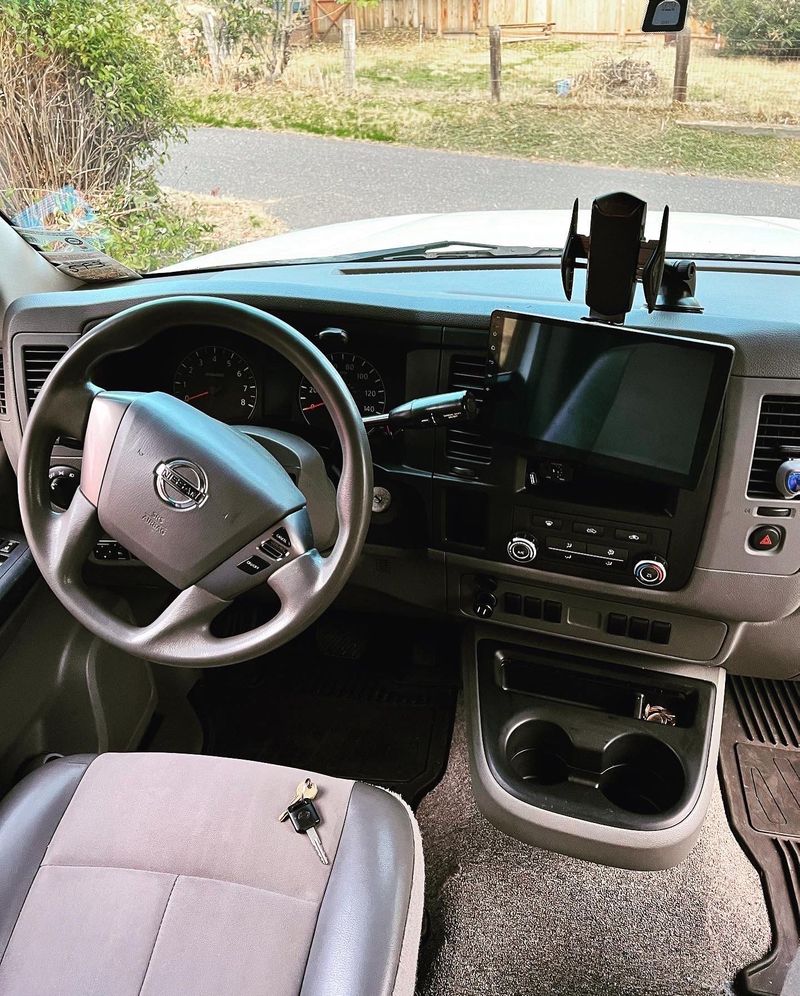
[23,345,68,410]
[446,353,492,468]
[0,351,6,416]
[747,395,800,499]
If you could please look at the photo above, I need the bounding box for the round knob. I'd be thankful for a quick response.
[776,459,800,499]
[634,557,668,587]
[473,590,497,618]
[507,533,538,564]
[48,465,79,510]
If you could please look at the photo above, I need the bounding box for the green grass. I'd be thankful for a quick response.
[181,83,800,183]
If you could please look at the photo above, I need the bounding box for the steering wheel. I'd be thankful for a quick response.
[17,297,373,667]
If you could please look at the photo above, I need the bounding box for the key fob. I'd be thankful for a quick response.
[288,799,321,834]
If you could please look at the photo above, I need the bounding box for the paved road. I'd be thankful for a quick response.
[161,127,800,231]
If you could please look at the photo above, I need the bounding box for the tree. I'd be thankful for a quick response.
[693,0,800,57]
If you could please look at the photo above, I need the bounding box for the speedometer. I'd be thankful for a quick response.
[299,352,386,427]
[173,346,257,423]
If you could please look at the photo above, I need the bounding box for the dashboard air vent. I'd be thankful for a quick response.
[446,353,492,467]
[0,351,6,416]
[747,395,800,499]
[23,344,68,410]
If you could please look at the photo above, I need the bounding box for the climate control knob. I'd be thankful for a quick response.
[633,556,668,587]
[507,533,538,564]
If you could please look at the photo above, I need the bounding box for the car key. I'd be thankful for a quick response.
[288,798,329,865]
[278,778,318,822]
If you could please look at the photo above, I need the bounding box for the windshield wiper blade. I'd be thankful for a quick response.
[340,241,560,263]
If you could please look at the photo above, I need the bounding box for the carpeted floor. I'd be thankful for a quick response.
[415,704,772,996]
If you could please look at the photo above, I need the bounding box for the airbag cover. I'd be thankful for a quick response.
[96,393,305,589]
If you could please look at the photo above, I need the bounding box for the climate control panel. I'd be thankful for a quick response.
[505,507,672,589]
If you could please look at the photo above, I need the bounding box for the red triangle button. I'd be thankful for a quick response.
[759,534,774,547]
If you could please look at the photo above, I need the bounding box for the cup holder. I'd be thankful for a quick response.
[600,733,685,816]
[506,720,572,786]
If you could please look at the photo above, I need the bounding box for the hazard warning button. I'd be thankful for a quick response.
[748,525,784,552]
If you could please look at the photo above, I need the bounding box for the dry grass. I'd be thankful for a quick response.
[163,187,285,246]
[277,35,800,125]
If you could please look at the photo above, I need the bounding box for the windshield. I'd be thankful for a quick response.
[0,0,797,278]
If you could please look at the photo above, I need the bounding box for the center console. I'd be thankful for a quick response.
[464,628,725,869]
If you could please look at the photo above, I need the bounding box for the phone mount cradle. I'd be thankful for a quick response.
[560,191,702,324]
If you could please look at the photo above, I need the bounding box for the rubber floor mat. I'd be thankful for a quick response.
[189,611,459,807]
[719,675,800,995]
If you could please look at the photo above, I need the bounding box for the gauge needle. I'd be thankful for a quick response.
[303,402,326,413]
[185,390,211,403]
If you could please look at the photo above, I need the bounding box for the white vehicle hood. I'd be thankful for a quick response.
[160,209,800,273]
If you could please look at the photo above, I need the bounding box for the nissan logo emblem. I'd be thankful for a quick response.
[154,459,209,511]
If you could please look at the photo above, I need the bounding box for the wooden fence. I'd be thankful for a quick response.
[329,0,706,39]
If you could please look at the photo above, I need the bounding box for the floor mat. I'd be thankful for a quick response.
[189,611,459,807]
[719,675,800,995]
[416,701,771,996]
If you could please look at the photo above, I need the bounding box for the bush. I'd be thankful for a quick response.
[693,0,800,57]
[0,0,184,199]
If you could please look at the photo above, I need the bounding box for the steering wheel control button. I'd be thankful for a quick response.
[237,554,270,575]
[633,557,668,587]
[154,459,209,511]
[748,525,784,553]
[507,534,538,564]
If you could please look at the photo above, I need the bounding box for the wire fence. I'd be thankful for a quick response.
[279,28,799,125]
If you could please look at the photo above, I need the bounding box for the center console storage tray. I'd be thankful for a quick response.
[478,642,715,832]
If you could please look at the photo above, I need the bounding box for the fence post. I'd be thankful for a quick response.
[489,25,502,102]
[342,19,356,94]
[672,26,691,103]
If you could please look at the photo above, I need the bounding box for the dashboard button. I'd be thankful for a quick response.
[748,525,784,552]
[504,592,522,615]
[587,543,627,562]
[606,613,628,636]
[524,596,542,619]
[543,600,563,623]
[546,537,586,553]
[574,522,605,537]
[533,514,563,530]
[628,617,651,640]
[756,507,792,518]
[614,527,649,543]
[650,621,672,645]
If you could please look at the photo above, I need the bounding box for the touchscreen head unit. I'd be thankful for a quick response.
[485,311,734,489]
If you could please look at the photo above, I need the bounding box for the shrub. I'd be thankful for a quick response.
[693,0,800,57]
[0,0,184,200]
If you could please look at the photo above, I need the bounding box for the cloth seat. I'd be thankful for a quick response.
[0,752,424,996]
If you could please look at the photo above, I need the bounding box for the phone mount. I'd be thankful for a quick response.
[561,192,670,324]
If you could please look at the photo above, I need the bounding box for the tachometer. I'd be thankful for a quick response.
[299,352,386,427]
[173,346,257,423]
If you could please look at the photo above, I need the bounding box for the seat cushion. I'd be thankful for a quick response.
[0,753,423,996]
